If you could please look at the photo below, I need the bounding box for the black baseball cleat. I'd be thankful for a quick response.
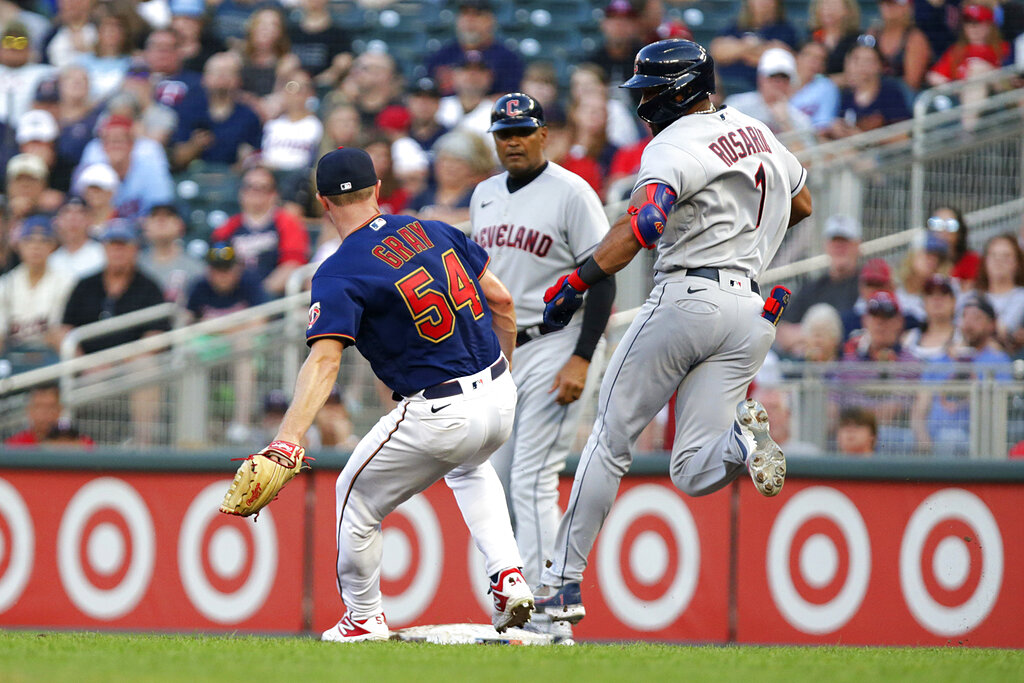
[735,398,786,497]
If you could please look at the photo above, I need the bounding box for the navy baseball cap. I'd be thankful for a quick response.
[18,214,56,241]
[316,147,377,197]
[101,218,139,243]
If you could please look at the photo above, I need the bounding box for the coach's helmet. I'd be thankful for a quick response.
[620,39,716,125]
[487,92,545,132]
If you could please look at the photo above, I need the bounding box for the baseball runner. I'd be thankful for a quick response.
[225,147,534,642]
[533,39,813,624]
[470,93,615,642]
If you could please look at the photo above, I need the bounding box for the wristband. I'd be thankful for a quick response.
[576,256,610,287]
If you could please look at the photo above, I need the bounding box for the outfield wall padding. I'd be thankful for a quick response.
[1,451,1021,645]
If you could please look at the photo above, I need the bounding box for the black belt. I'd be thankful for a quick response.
[687,267,760,295]
[515,323,558,347]
[420,356,508,400]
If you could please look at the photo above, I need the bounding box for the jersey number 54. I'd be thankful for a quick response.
[395,249,485,342]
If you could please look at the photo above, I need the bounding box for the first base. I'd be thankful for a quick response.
[390,623,554,645]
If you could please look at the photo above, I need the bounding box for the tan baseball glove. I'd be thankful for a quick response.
[219,440,308,518]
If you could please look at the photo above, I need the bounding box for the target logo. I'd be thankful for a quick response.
[57,478,156,620]
[179,482,278,624]
[597,485,700,631]
[380,495,442,625]
[899,489,1003,636]
[0,478,34,613]
[766,487,870,634]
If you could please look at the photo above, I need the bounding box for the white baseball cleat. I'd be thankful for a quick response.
[321,611,390,643]
[490,567,534,633]
[735,398,786,497]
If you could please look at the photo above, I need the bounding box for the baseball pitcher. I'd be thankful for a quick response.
[534,39,813,626]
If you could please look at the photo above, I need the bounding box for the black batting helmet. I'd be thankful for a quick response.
[487,92,545,132]
[620,39,716,125]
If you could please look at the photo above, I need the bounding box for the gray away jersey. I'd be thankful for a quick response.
[470,162,610,328]
[634,105,807,279]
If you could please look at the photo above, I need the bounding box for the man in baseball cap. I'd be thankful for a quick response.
[315,147,378,202]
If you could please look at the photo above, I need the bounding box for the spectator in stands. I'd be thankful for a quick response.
[75,7,132,101]
[520,62,560,119]
[172,0,227,75]
[327,48,402,129]
[836,406,878,456]
[410,130,490,227]
[903,273,960,360]
[186,241,266,321]
[915,0,960,59]
[586,0,648,99]
[560,90,618,199]
[605,134,651,202]
[638,0,694,44]
[751,385,820,456]
[913,294,1011,455]
[376,105,430,198]
[435,49,496,140]
[288,0,352,88]
[361,135,410,216]
[318,102,364,159]
[239,7,299,110]
[569,62,642,150]
[0,21,57,126]
[777,214,863,352]
[840,258,910,338]
[866,0,932,93]
[4,383,62,446]
[711,0,800,96]
[6,153,61,222]
[209,165,310,297]
[41,0,96,69]
[172,52,262,170]
[799,303,845,361]
[405,77,448,158]
[73,162,118,233]
[211,0,276,44]
[927,5,1010,87]
[829,36,912,138]
[810,0,862,76]
[61,218,170,355]
[843,289,915,361]
[261,70,323,208]
[896,230,950,322]
[187,242,266,438]
[426,0,523,96]
[55,64,101,175]
[18,107,69,194]
[255,387,323,446]
[971,233,1024,352]
[111,63,179,148]
[0,1,48,49]
[791,41,840,133]
[138,203,203,304]
[143,28,207,119]
[49,195,105,278]
[723,48,816,145]
[0,216,74,371]
[76,114,175,219]
[927,205,981,287]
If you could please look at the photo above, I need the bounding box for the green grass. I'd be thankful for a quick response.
[1,631,1022,682]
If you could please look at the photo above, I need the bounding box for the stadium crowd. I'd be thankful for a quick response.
[1,0,1023,455]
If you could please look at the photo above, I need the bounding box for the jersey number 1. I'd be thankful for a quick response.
[395,249,485,343]
[753,163,766,229]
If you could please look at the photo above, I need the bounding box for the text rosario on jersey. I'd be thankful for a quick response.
[371,220,436,268]
[708,126,773,168]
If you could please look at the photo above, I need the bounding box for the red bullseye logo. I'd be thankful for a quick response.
[179,482,277,624]
[597,485,699,631]
[0,478,33,614]
[767,487,870,634]
[899,489,1003,636]
[380,495,441,626]
[57,478,155,620]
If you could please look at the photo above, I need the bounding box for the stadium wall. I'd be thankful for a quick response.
[1,451,1022,646]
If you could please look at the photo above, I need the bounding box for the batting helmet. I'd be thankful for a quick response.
[620,39,716,125]
[487,92,545,133]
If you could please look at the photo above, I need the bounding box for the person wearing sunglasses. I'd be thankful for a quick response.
[926,204,980,287]
[0,21,58,126]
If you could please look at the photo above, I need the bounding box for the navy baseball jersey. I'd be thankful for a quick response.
[306,214,501,396]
